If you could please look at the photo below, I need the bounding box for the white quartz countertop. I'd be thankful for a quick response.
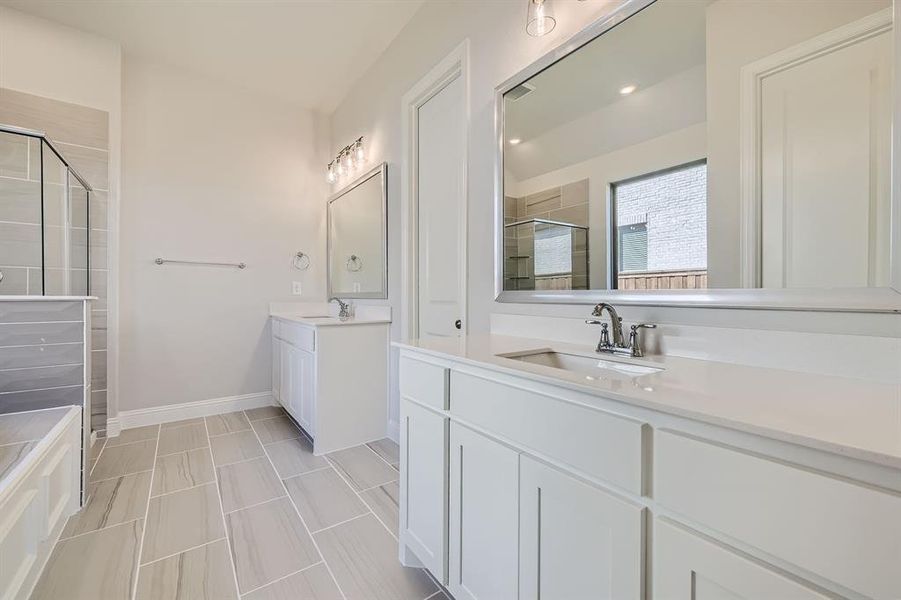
[271,312,391,327]
[395,334,901,469]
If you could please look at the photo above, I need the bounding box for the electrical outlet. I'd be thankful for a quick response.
[292,281,303,295]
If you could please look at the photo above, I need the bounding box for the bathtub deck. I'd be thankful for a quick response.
[0,407,70,482]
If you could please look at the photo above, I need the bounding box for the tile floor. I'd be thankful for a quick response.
[30,406,447,600]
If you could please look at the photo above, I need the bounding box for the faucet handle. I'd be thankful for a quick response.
[628,323,656,358]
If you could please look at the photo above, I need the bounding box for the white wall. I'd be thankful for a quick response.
[328,0,901,432]
[119,55,329,413]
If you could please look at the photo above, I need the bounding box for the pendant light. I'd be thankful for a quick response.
[527,0,556,37]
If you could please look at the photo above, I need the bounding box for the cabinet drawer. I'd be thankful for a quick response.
[400,356,448,410]
[450,372,645,495]
[655,430,901,598]
[278,321,315,352]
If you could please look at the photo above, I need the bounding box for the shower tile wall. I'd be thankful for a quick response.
[0,88,110,432]
[505,179,589,289]
[0,300,86,415]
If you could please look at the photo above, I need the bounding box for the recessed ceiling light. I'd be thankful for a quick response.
[509,138,522,145]
[619,84,637,95]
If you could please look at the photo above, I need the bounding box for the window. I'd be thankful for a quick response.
[534,223,572,276]
[611,160,708,289]
[618,222,647,272]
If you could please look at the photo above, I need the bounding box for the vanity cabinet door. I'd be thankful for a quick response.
[654,519,830,600]
[271,333,281,404]
[519,456,643,600]
[293,347,315,435]
[279,341,293,414]
[399,399,447,583]
[449,423,519,600]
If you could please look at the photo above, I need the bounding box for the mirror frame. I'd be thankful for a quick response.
[327,162,388,300]
[494,0,901,313]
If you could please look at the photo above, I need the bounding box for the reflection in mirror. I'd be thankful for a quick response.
[328,163,387,299]
[502,0,893,292]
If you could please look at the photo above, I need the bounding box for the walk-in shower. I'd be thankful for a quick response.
[0,124,92,296]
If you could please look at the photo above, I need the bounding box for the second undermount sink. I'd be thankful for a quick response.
[499,350,664,379]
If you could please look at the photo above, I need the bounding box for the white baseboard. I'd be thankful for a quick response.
[111,391,275,434]
[387,418,399,444]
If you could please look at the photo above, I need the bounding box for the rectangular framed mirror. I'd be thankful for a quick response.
[328,162,388,299]
[495,0,900,312]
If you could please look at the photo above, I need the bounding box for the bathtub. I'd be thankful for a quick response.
[0,406,83,599]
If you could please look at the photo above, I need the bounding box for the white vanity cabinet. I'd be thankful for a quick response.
[397,344,901,600]
[519,456,643,600]
[399,397,447,583]
[448,422,520,600]
[270,315,388,455]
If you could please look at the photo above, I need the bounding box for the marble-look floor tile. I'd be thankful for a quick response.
[90,438,156,482]
[157,422,209,456]
[243,563,342,600]
[62,471,151,538]
[206,410,250,436]
[31,519,143,600]
[160,417,205,430]
[217,456,285,513]
[264,436,328,479]
[209,429,264,466]
[284,468,368,532]
[315,514,435,600]
[89,437,106,461]
[142,482,225,563]
[327,445,399,492]
[367,438,400,467]
[0,441,35,481]
[152,447,215,496]
[252,415,302,444]
[361,480,399,536]
[226,497,319,593]
[136,539,238,600]
[106,424,159,448]
[245,405,286,421]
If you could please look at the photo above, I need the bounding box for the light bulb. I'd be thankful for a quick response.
[509,138,522,145]
[619,84,637,95]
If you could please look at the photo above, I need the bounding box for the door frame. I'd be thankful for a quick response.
[738,8,893,288]
[400,40,470,341]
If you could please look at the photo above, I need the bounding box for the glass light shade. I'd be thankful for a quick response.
[527,0,555,37]
[327,163,336,183]
[336,155,344,175]
[355,141,364,163]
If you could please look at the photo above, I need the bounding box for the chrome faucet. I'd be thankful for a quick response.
[586,302,656,358]
[329,297,350,319]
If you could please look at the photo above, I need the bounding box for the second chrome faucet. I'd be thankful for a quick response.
[586,303,656,358]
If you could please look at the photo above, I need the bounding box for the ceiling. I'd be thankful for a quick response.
[0,0,425,112]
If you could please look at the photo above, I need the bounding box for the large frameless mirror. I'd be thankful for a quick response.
[496,0,900,311]
[327,163,388,299]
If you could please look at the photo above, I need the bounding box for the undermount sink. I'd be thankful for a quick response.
[499,350,664,379]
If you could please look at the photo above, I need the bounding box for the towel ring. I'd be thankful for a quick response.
[346,254,363,272]
[292,252,311,271]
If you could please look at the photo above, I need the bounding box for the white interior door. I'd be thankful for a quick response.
[416,74,466,339]
[760,28,891,288]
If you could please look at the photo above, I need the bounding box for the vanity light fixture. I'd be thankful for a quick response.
[327,137,365,183]
[509,138,522,145]
[619,84,637,95]
[526,0,555,37]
